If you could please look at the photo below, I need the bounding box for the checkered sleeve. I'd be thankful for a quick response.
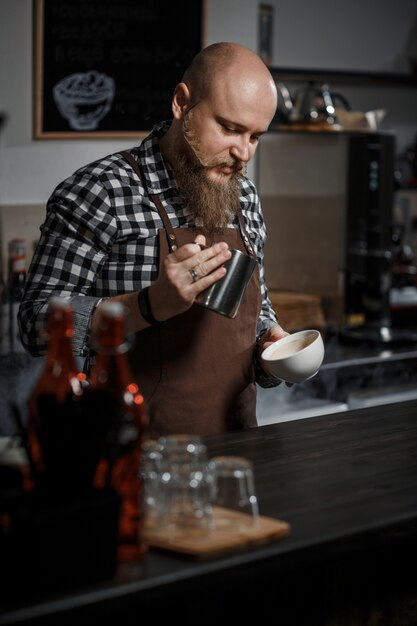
[240,177,279,337]
[18,168,118,356]
[240,177,282,389]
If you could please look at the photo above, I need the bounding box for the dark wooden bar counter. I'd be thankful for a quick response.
[1,399,417,625]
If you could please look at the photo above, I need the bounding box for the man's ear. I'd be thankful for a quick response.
[172,82,191,120]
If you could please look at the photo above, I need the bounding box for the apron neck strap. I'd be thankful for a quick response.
[235,203,256,256]
[121,151,178,250]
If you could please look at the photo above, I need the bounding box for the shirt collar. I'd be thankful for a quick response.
[137,120,175,194]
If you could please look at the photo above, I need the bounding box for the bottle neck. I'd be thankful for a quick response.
[10,269,26,282]
[9,260,26,276]
[90,314,133,391]
[33,305,82,401]
[46,324,77,364]
[8,240,27,288]
[88,304,148,431]
[96,313,126,351]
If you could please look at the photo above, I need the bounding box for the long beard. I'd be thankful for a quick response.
[170,116,245,236]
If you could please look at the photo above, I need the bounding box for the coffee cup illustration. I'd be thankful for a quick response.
[53,70,115,131]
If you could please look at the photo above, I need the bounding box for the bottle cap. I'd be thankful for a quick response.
[93,300,133,354]
[100,300,125,317]
[48,295,71,309]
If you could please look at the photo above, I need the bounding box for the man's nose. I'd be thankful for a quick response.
[230,135,254,163]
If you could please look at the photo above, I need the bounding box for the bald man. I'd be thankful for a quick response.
[19,42,288,438]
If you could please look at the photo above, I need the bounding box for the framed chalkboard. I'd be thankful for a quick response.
[34,0,205,139]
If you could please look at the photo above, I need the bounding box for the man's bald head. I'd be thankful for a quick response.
[182,42,277,108]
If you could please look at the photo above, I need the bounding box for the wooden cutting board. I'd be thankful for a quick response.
[143,506,290,558]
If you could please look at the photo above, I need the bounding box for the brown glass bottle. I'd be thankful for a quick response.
[0,259,7,354]
[88,300,148,563]
[27,296,88,496]
[3,238,27,355]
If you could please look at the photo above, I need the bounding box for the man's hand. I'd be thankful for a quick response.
[148,234,231,322]
[258,324,293,387]
[259,324,289,350]
[91,235,232,336]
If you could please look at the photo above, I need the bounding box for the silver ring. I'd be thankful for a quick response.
[190,268,199,282]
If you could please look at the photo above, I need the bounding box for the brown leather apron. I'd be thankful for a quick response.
[122,151,261,438]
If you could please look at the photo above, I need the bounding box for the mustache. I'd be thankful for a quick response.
[183,118,247,175]
[201,155,245,173]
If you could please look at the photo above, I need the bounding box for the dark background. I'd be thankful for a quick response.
[37,0,203,135]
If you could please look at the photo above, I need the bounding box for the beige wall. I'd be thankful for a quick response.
[258,133,350,326]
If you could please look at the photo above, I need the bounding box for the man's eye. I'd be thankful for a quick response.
[221,125,237,134]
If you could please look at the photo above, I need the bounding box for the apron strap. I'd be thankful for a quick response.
[121,150,179,251]
[235,203,256,257]
[121,150,255,256]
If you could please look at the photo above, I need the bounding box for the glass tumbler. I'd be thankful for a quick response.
[157,434,213,532]
[207,456,260,530]
[140,439,164,528]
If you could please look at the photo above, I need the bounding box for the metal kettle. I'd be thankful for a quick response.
[276,81,351,126]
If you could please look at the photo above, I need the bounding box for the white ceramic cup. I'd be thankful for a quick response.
[260,329,325,384]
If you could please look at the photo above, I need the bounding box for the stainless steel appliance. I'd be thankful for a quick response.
[257,129,417,343]
[342,132,395,342]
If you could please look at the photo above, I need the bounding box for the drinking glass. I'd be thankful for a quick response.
[157,434,213,532]
[207,456,259,530]
[140,439,163,528]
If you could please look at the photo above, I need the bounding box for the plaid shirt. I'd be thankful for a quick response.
[19,121,278,362]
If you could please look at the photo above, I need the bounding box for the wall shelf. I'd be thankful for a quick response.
[269,67,417,88]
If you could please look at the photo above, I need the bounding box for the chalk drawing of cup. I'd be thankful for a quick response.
[53,70,115,131]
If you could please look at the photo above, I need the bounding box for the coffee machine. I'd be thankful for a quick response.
[257,129,417,344]
[341,132,417,344]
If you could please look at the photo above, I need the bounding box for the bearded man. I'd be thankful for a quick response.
[19,42,289,438]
